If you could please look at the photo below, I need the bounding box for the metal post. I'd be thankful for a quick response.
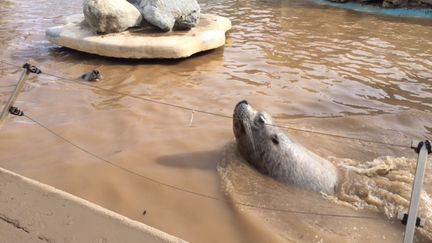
[0,63,41,129]
[403,140,430,243]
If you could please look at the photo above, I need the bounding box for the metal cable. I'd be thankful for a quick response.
[23,113,380,220]
[0,60,411,149]
[1,59,416,220]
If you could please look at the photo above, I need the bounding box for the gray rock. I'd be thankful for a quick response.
[382,0,408,7]
[327,0,349,3]
[130,0,200,32]
[420,0,432,6]
[83,0,143,34]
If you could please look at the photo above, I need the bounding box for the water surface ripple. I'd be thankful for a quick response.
[1,0,432,242]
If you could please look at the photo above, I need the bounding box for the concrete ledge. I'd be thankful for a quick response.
[46,14,232,59]
[312,0,432,19]
[0,167,187,243]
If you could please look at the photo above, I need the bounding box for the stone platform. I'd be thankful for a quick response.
[46,14,231,59]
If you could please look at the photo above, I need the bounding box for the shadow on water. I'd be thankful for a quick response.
[45,45,223,67]
[156,150,221,171]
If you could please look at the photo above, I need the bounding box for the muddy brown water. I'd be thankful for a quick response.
[1,0,432,242]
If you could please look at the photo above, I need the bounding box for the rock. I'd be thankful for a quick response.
[327,0,349,3]
[46,14,231,59]
[83,0,143,34]
[420,0,432,6]
[131,0,200,31]
[382,0,408,7]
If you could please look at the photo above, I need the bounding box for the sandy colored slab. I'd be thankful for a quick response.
[46,14,231,59]
[0,167,187,243]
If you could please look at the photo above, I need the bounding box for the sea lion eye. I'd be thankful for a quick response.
[271,134,279,145]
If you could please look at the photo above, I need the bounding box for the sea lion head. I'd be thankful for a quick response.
[80,70,102,81]
[233,100,281,174]
[233,100,338,194]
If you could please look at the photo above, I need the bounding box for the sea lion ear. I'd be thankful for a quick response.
[271,134,279,145]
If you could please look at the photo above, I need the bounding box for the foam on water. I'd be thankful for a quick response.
[219,141,432,242]
[328,156,432,240]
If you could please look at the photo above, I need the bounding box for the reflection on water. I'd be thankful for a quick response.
[0,0,431,242]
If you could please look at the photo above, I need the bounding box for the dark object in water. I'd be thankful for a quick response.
[80,70,102,81]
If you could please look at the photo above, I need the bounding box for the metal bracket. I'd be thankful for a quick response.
[412,140,432,154]
[0,63,41,128]
[22,63,42,74]
[8,106,24,116]
[398,212,425,228]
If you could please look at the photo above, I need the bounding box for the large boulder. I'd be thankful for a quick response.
[130,0,200,32]
[83,0,143,34]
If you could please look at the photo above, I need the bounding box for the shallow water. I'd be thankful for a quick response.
[0,0,432,242]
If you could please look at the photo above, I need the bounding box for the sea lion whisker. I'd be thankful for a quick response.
[241,117,257,156]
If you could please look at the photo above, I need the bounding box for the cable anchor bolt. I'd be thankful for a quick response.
[22,63,42,74]
[8,106,24,116]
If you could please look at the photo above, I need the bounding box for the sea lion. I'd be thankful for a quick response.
[80,70,102,82]
[233,100,338,194]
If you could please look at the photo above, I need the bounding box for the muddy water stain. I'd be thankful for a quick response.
[0,0,431,242]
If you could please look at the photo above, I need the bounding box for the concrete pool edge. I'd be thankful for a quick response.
[312,0,432,19]
[0,167,187,243]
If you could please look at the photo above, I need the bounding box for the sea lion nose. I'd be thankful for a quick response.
[237,100,249,106]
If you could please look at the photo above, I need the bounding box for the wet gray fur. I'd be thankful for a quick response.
[80,70,102,81]
[233,101,338,194]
